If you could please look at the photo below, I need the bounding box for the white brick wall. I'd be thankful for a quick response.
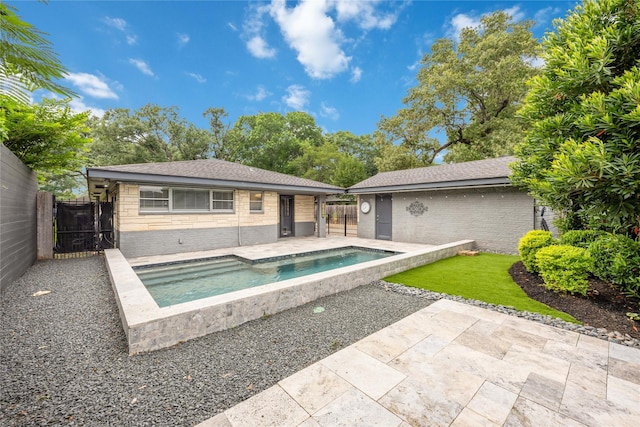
[357,187,535,254]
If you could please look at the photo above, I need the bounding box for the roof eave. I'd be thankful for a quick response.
[87,169,344,195]
[346,177,511,194]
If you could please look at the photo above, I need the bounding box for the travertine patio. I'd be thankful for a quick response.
[198,299,640,427]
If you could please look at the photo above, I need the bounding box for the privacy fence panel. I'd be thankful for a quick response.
[0,144,38,293]
[325,204,358,236]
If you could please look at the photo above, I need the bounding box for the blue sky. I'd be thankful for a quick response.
[17,0,577,136]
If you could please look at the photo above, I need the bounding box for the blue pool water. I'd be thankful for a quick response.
[135,247,397,307]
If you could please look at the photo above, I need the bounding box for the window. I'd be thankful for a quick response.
[250,191,263,212]
[139,187,235,213]
[172,188,209,211]
[139,187,169,212]
[212,190,234,211]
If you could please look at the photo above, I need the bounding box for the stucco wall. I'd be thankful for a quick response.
[357,187,534,254]
[1,144,38,292]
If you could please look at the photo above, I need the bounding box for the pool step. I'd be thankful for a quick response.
[136,258,241,279]
[139,261,250,288]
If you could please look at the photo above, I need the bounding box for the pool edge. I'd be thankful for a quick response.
[105,240,475,355]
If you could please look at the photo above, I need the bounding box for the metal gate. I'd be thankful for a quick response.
[54,198,114,254]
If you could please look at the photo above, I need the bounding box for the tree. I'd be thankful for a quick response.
[203,106,235,161]
[373,131,422,172]
[89,104,212,166]
[0,3,75,105]
[2,96,90,183]
[377,10,540,169]
[288,141,368,187]
[325,131,379,176]
[226,111,322,174]
[511,0,640,236]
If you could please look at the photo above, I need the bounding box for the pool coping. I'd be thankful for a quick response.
[104,239,475,355]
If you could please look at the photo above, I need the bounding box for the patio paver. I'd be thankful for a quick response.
[196,299,640,427]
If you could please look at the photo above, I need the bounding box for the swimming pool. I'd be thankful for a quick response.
[135,247,396,307]
[104,239,475,354]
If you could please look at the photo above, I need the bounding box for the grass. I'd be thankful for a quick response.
[385,253,578,323]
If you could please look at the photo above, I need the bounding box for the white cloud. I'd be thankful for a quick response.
[319,102,339,120]
[270,0,350,79]
[243,4,277,59]
[248,85,271,101]
[247,36,276,58]
[526,56,545,68]
[447,7,524,40]
[334,0,398,30]
[228,22,238,32]
[128,58,154,76]
[66,72,118,99]
[69,97,106,118]
[350,66,362,83]
[177,33,190,47]
[186,72,206,83]
[504,6,525,22]
[282,84,310,110]
[103,16,137,45]
[534,6,561,26]
[103,16,127,31]
[448,13,481,39]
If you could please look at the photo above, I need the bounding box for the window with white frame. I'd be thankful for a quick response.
[139,187,235,213]
[249,191,263,212]
[139,187,169,212]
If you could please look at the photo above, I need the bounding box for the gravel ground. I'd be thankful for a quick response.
[0,256,432,426]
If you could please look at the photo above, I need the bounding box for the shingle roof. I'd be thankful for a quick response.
[348,156,515,193]
[87,159,343,194]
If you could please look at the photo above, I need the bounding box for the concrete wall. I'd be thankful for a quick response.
[119,224,277,258]
[358,187,534,254]
[1,144,38,292]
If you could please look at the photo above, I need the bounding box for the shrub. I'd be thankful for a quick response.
[518,230,556,273]
[535,245,592,295]
[590,234,640,298]
[560,230,603,249]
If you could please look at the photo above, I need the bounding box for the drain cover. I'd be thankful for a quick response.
[313,306,325,314]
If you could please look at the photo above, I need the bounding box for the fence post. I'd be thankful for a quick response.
[344,214,347,236]
[37,192,53,260]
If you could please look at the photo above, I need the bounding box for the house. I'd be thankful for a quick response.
[87,159,343,258]
[347,156,551,254]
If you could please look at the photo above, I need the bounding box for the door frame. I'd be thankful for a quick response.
[375,193,392,240]
[279,195,295,237]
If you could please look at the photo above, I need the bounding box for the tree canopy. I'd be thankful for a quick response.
[377,10,540,169]
[88,104,213,166]
[225,111,323,174]
[0,3,75,105]
[511,0,640,235]
[1,95,90,181]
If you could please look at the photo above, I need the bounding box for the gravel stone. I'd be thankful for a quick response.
[0,257,431,426]
[3,256,637,426]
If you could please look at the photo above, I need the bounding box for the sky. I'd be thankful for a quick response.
[16,0,578,136]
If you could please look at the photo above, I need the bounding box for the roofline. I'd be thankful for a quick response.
[87,169,344,195]
[346,177,511,194]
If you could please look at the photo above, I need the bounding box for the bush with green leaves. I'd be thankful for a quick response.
[518,230,556,273]
[510,0,640,236]
[560,230,604,249]
[535,245,592,295]
[589,234,640,298]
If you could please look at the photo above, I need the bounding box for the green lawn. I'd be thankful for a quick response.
[385,253,578,323]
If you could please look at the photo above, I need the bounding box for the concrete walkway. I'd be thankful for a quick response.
[198,299,640,427]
